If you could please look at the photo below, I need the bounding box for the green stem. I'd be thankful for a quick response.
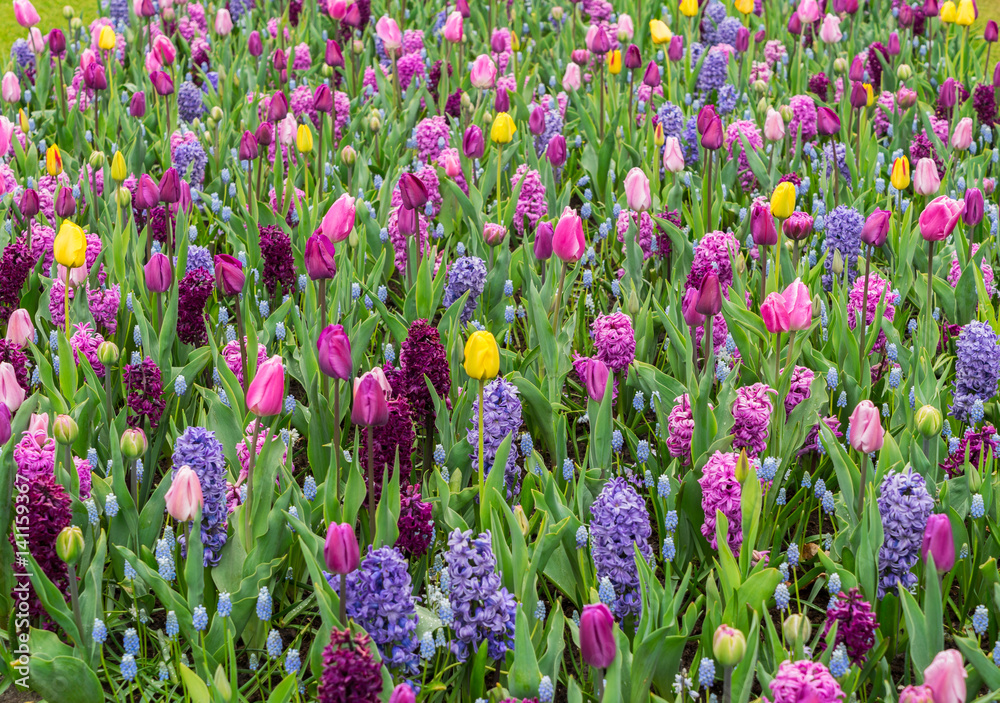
[477,380,485,521]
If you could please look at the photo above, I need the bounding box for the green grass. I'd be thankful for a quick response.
[0,0,97,62]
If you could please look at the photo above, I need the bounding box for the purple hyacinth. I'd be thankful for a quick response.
[822,142,852,187]
[177,81,206,123]
[317,629,383,703]
[819,588,878,665]
[666,394,696,464]
[259,225,296,296]
[687,229,739,295]
[731,383,774,457]
[445,528,517,661]
[0,339,30,396]
[909,132,947,179]
[592,312,636,373]
[395,484,434,559]
[443,256,487,324]
[511,165,547,236]
[764,660,845,703]
[941,424,997,478]
[822,205,864,291]
[698,48,730,96]
[413,115,450,164]
[699,451,743,554]
[467,377,522,495]
[385,319,451,418]
[876,469,934,598]
[950,321,1000,422]
[785,366,815,416]
[973,84,997,126]
[0,237,33,323]
[533,97,563,160]
[176,268,214,346]
[808,73,831,101]
[173,140,208,188]
[788,94,818,147]
[173,426,229,566]
[590,477,654,619]
[123,356,166,429]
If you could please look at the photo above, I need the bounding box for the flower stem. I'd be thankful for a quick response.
[478,380,485,520]
[367,425,375,542]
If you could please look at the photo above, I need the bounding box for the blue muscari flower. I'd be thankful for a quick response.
[563,458,575,481]
[971,399,985,424]
[581,203,592,218]
[174,375,187,395]
[830,643,850,677]
[575,525,588,549]
[658,475,671,499]
[284,395,296,414]
[598,577,616,606]
[193,605,208,631]
[664,509,678,533]
[124,628,140,655]
[438,602,454,625]
[85,498,98,525]
[519,432,534,457]
[539,675,554,703]
[504,305,515,324]
[217,592,232,617]
[801,472,812,489]
[582,269,593,288]
[636,440,650,463]
[434,444,446,465]
[822,491,835,514]
[779,562,790,581]
[888,367,901,389]
[611,279,621,297]
[909,387,916,409]
[942,421,952,439]
[827,367,838,389]
[266,629,283,658]
[120,654,137,682]
[364,295,373,310]
[534,600,547,621]
[813,478,826,500]
[974,605,989,635]
[837,391,847,408]
[123,559,136,580]
[612,430,623,453]
[774,582,790,609]
[384,343,396,365]
[886,343,898,362]
[285,648,301,675]
[256,586,272,620]
[760,457,778,482]
[971,494,985,518]
[93,618,107,644]
[218,307,229,325]
[420,632,435,659]
[166,610,179,637]
[776,488,787,506]
[698,658,715,689]
[503,279,514,296]
[249,654,259,671]
[133,325,142,347]
[662,535,676,561]
[633,391,645,411]
[351,283,361,300]
[644,470,653,488]
[275,322,286,341]
[303,476,317,501]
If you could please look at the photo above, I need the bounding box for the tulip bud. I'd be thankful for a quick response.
[832,249,844,274]
[513,505,530,535]
[18,189,39,218]
[734,449,750,483]
[120,427,148,458]
[921,513,956,573]
[116,186,132,208]
[324,523,360,574]
[340,145,357,165]
[97,340,120,365]
[110,151,127,181]
[89,150,106,169]
[144,253,172,293]
[56,526,84,564]
[165,465,204,522]
[53,414,78,444]
[915,405,943,437]
[783,613,812,647]
[579,604,616,668]
[129,91,146,117]
[779,104,794,122]
[713,625,747,667]
[627,286,640,316]
[897,64,912,81]
[214,666,232,703]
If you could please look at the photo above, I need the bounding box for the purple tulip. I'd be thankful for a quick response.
[248,30,263,56]
[239,131,259,161]
[494,88,510,113]
[214,254,245,297]
[317,324,352,381]
[144,253,172,293]
[850,81,868,109]
[305,234,337,280]
[921,514,956,573]
[986,20,999,42]
[47,28,66,56]
[84,62,107,91]
[343,1,362,25]
[964,188,984,226]
[697,104,719,135]
[150,70,174,96]
[787,11,803,34]
[326,39,345,67]
[534,221,553,260]
[129,91,146,117]
[642,60,660,88]
[54,187,75,218]
[269,91,289,122]
[463,125,485,159]
[624,43,642,69]
[529,105,546,135]
[751,199,778,246]
[255,121,275,147]
[158,168,180,204]
[700,117,724,150]
[695,273,722,316]
[547,134,567,167]
[584,357,610,402]
[324,523,360,575]
[398,173,429,210]
[456,0,470,17]
[816,106,841,135]
[136,174,160,210]
[682,287,705,326]
[388,684,416,703]
[18,188,38,218]
[861,209,891,247]
[923,0,939,17]
[939,78,957,109]
[579,604,616,669]
[313,84,333,114]
[351,371,390,426]
[668,35,684,61]
[849,55,865,81]
[735,26,750,52]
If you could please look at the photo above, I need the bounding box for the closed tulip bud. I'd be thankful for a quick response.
[914,404,943,438]
[55,526,84,564]
[53,413,78,445]
[553,206,586,262]
[923,651,967,703]
[761,292,790,333]
[53,220,86,268]
[318,324,352,380]
[116,186,132,208]
[528,106,546,136]
[528,222,553,262]
[344,1,363,25]
[157,168,179,204]
[955,0,974,25]
[84,62,107,91]
[324,39,344,68]
[987,19,999,42]
[682,287,705,326]
[324,523,360,574]
[166,466,204,521]
[463,125,485,159]
[246,355,285,417]
[951,117,973,150]
[921,513,955,572]
[389,684,416,703]
[783,278,812,330]
[550,5,563,20]
[849,55,865,81]
[624,168,651,212]
[654,124,665,146]
[144,253,172,292]
[493,88,510,113]
[483,222,507,246]
[783,614,812,647]
[897,85,917,109]
[352,371,390,426]
[887,31,901,55]
[119,427,147,458]
[663,136,685,172]
[700,116,723,150]
[490,112,516,144]
[235,131,258,162]
[713,625,746,667]
[5,309,33,348]
[913,158,941,196]
[132,174,158,210]
[398,174,429,211]
[733,26,750,52]
[668,35,684,61]
[150,70,174,96]
[962,187,983,226]
[607,50,622,75]
[46,144,63,176]
[128,90,146,117]
[214,7,233,34]
[890,156,910,190]
[750,199,778,246]
[296,124,314,153]
[18,188,39,218]
[848,400,884,453]
[584,357,610,402]
[770,182,796,219]
[779,103,794,122]
[269,91,289,122]
[624,43,642,69]
[850,80,868,109]
[463,331,499,381]
[586,24,612,54]
[48,28,66,56]
[97,340,120,365]
[642,60,661,88]
[512,504,530,535]
[764,108,785,141]
[696,273,722,316]
[787,11,803,34]
[697,104,719,134]
[816,106,841,135]
[54,187,76,218]
[214,254,245,296]
[248,30,263,56]
[255,121,275,147]
[98,26,115,50]
[580,604,616,668]
[547,134,567,167]
[470,54,497,89]
[861,209,891,247]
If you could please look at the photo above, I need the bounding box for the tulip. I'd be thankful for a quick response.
[887,31,901,55]
[328,0,346,18]
[157,168,180,205]
[850,81,868,109]
[248,30,264,56]
[1,73,20,104]
[816,106,841,135]
[165,466,204,522]
[317,324,352,382]
[682,287,706,327]
[650,18,672,43]
[483,223,507,246]
[849,400,884,453]
[463,331,499,381]
[607,50,622,75]
[463,125,485,159]
[899,686,935,703]
[912,158,941,196]
[787,12,803,34]
[129,90,146,117]
[713,625,746,668]
[921,514,956,573]
[325,39,344,68]
[528,106,547,136]
[534,222,554,260]
[584,357,610,402]
[55,526,84,564]
[562,62,582,91]
[98,26,115,51]
[819,13,842,42]
[783,614,813,648]
[296,124,314,153]
[799,0,821,21]
[246,355,284,417]
[375,15,402,53]
[697,105,719,135]
[443,11,463,42]
[16,190,38,223]
[668,35,685,61]
[701,117,723,150]
[770,182,796,220]
[987,19,999,41]
[352,371,390,426]
[48,28,66,56]
[238,130,259,162]
[13,0,40,27]
[321,194,356,243]
[5,309,33,348]
[134,174,159,210]
[750,200,778,246]
[580,604,616,669]
[456,0,470,16]
[144,253,172,293]
[963,188,984,227]
[303,234,337,281]
[442,151,462,179]
[616,13,634,40]
[586,24,612,54]
[53,220,86,269]
[735,0,753,13]
[152,34,176,65]
[312,85,334,115]
[470,54,497,89]
[214,254,245,296]
[396,175,427,212]
[547,135,568,167]
[919,196,965,241]
[642,60,661,87]
[915,404,943,437]
[343,0,363,25]
[951,117,973,150]
[761,292,790,333]
[491,112,516,144]
[663,136,685,172]
[150,70,174,96]
[624,168,651,212]
[783,279,812,330]
[397,206,418,237]
[54,187,76,218]
[553,207,586,262]
[624,44,642,70]
[0,404,10,445]
[782,212,813,241]
[493,88,510,113]
[120,427,147,458]
[214,8,233,34]
[324,522,360,575]
[735,26,750,52]
[696,273,722,317]
[955,0,974,24]
[890,156,910,190]
[389,684,416,703]
[861,209,891,247]
[0,362,25,412]
[923,651,966,703]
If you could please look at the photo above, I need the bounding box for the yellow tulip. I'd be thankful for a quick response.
[45,144,62,176]
[679,0,698,17]
[296,124,314,153]
[734,0,754,15]
[890,156,910,190]
[111,151,127,181]
[490,112,516,144]
[510,33,520,51]
[53,220,87,269]
[770,182,796,219]
[608,50,622,75]
[863,83,874,107]
[939,1,957,22]
[955,0,974,25]
[650,19,672,43]
[98,26,116,50]
[464,331,499,381]
[18,109,28,133]
[654,123,665,147]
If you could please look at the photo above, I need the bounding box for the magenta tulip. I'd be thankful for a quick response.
[584,357,610,402]
[352,371,390,426]
[305,234,337,280]
[322,193,356,242]
[860,209,891,247]
[318,324,352,381]
[246,355,285,417]
[552,207,586,262]
[144,253,172,293]
[695,273,722,316]
[783,279,812,331]
[214,254,245,296]
[761,292,790,333]
[923,651,966,703]
[918,196,965,241]
[324,523,360,575]
[921,514,956,573]
[580,603,616,669]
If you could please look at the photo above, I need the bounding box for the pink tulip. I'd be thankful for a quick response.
[13,0,40,27]
[442,150,463,179]
[682,287,705,326]
[80,47,98,70]
[782,278,812,331]
[848,400,884,453]
[152,35,177,65]
[375,15,402,53]
[913,157,941,196]
[144,50,162,73]
[58,264,89,288]
[352,371,390,426]
[324,523,360,574]
[28,413,47,433]
[470,54,497,89]
[617,13,635,40]
[165,466,204,522]
[923,651,966,703]
[652,139,681,178]
[28,28,44,53]
[443,11,463,42]
[764,108,785,141]
[1,73,20,103]
[328,0,347,19]
[388,684,416,703]
[0,361,26,412]
[246,355,285,417]
[214,8,233,34]
[951,117,973,150]
[921,513,956,573]
[0,116,13,156]
[580,603,616,669]
[5,309,33,348]
[623,168,651,212]
[318,325,352,380]
[798,0,821,23]
[918,195,966,241]
[584,357,610,402]
[322,193,356,242]
[819,13,842,42]
[562,62,582,91]
[552,206,586,262]
[898,686,934,703]
[761,292,790,333]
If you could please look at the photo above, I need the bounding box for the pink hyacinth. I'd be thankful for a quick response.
[591,312,636,373]
[764,40,788,67]
[846,271,896,354]
[289,84,320,130]
[223,337,269,389]
[785,365,815,415]
[725,120,765,191]
[72,456,93,500]
[89,284,120,334]
[731,383,774,457]
[666,394,712,465]
[70,323,106,379]
[871,91,898,137]
[402,29,425,55]
[398,53,426,92]
[13,428,55,480]
[788,94,818,147]
[764,660,845,703]
[687,230,739,295]
[948,244,995,297]
[616,211,655,259]
[749,61,771,84]
[292,43,311,71]
[510,165,547,236]
[236,420,288,477]
[413,115,451,164]
[699,451,743,553]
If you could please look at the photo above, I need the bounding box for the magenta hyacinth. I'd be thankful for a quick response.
[591,312,636,373]
[699,451,743,554]
[764,660,845,703]
[730,383,775,456]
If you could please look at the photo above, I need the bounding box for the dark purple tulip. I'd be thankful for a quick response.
[130,91,146,117]
[887,32,901,55]
[529,106,546,135]
[178,181,192,214]
[463,125,485,158]
[318,325,352,380]
[861,209,891,247]
[850,81,868,109]
[494,88,510,113]
[314,84,333,113]
[248,31,263,57]
[54,187,76,218]
[272,49,288,72]
[700,117,723,150]
[256,121,275,146]
[589,25,612,54]
[993,61,1000,88]
[571,49,590,65]
[158,168,180,204]
[964,188,984,226]
[816,106,841,136]
[697,104,719,135]
[48,28,66,57]
[144,253,172,293]
[642,61,660,88]
[84,62,107,91]
[668,35,684,61]
[150,70,174,96]
[750,200,778,246]
[735,26,750,52]
[325,39,345,68]
[547,134,567,167]
[695,273,722,316]
[490,31,506,54]
[842,0,859,12]
[938,78,957,109]
[787,12,802,34]
[343,1,362,26]
[986,20,999,42]
[397,205,419,236]
[534,221,553,260]
[624,44,642,69]
[18,188,38,218]
[136,0,155,16]
[305,234,337,280]
[682,287,705,326]
[269,91,289,121]
[849,55,864,81]
[398,173,429,210]
[898,3,914,25]
[579,604,616,669]
[782,212,814,240]
[923,0,938,17]
[136,174,160,210]
[239,131,259,161]
[214,254,245,296]
[456,0,470,17]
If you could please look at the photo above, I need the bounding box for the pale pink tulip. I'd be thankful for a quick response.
[5,309,33,348]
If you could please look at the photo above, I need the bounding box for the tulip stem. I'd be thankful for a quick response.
[497,144,503,225]
[553,260,567,338]
[245,421,260,542]
[857,450,867,517]
[859,248,871,359]
[64,267,70,337]
[758,244,767,303]
[339,573,347,625]
[367,425,376,541]
[774,332,780,386]
[926,240,935,354]
[67,563,85,649]
[477,380,485,519]
[598,61,605,141]
[56,56,67,123]
[234,302,250,396]
[689,325,697,373]
[704,151,713,227]
[703,315,713,379]
[722,666,733,703]
[333,379,341,504]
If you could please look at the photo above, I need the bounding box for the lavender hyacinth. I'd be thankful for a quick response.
[467,377,523,496]
[445,529,516,661]
[172,427,229,566]
[950,321,1000,422]
[443,256,487,324]
[822,205,864,291]
[876,469,934,598]
[589,477,654,620]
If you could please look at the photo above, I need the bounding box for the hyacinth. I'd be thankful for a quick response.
[653,210,681,260]
[395,484,434,559]
[0,340,31,396]
[822,206,864,291]
[666,394,697,464]
[236,421,288,476]
[847,271,896,354]
[533,96,564,159]
[172,133,208,188]
[698,47,730,96]
[951,322,1000,422]
[70,323,106,379]
[820,588,878,665]
[724,120,764,191]
[359,395,415,501]
[0,237,33,323]
[316,629,383,703]
[687,230,739,295]
[342,546,420,672]
[14,428,56,481]
[877,469,934,598]
[764,660,845,703]
[788,95,818,147]
[866,42,890,90]
[973,83,997,126]
[223,337,268,388]
[940,424,998,478]
[616,211,655,260]
[511,165,547,236]
[590,477,654,619]
[808,72,830,101]
[731,383,774,457]
[172,426,229,566]
[123,356,166,429]
[948,244,995,297]
[445,529,517,661]
[88,284,121,333]
[822,142,852,186]
[259,225,296,296]
[871,91,898,136]
[413,115,450,163]
[785,366,815,416]
[385,319,451,418]
[443,256,488,324]
[799,416,844,457]
[10,472,72,629]
[176,268,215,346]
[699,451,743,554]
[467,377,522,495]
[592,312,636,373]
[177,81,206,123]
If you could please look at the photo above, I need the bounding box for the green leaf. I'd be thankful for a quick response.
[508,604,542,697]
[266,673,300,703]
[28,655,103,703]
[179,663,211,703]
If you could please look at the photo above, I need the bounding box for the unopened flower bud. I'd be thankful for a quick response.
[782,613,812,648]
[341,145,357,165]
[779,104,794,122]
[89,150,106,169]
[915,405,942,437]
[896,64,912,80]
[56,526,84,564]
[120,427,148,459]
[53,414,78,445]
[97,340,120,365]
[834,57,848,73]
[713,625,747,667]
[513,505,530,535]
[116,186,132,208]
[210,106,223,122]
